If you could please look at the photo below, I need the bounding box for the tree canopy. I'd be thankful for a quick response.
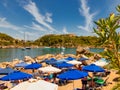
[94,5,120,70]
[34,34,99,48]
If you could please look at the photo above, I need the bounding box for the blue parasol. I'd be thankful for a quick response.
[0,71,32,81]
[57,69,88,89]
[24,63,42,69]
[49,58,56,61]
[57,69,88,80]
[15,62,29,67]
[78,57,89,61]
[45,58,57,65]
[82,64,105,72]
[54,62,74,68]
[0,67,15,75]
[65,57,75,61]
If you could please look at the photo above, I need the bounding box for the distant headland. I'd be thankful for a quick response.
[0,32,103,49]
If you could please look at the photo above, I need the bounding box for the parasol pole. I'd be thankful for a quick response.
[73,80,74,90]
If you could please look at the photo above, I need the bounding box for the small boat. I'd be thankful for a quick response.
[61,46,65,50]
[25,47,31,49]
[21,47,31,50]
[61,51,64,55]
[22,32,31,50]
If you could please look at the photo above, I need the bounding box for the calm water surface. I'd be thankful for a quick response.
[0,48,104,62]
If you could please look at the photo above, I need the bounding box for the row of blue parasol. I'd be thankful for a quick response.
[0,63,104,81]
[57,64,105,89]
[0,63,42,81]
[44,57,88,65]
[58,64,105,80]
[42,57,88,69]
[0,57,91,81]
[0,56,105,90]
[14,57,88,69]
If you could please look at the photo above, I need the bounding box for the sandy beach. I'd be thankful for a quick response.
[0,66,119,90]
[0,54,120,90]
[58,70,119,90]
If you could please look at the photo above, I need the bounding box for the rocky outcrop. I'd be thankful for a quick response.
[93,54,102,60]
[24,56,35,63]
[76,46,90,55]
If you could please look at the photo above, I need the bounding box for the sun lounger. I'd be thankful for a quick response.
[95,79,104,85]
[58,79,67,86]
[95,77,109,88]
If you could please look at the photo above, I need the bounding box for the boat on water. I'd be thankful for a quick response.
[22,32,31,50]
[60,47,65,55]
[22,47,31,50]
[61,46,65,50]
[61,51,64,55]
[25,47,31,49]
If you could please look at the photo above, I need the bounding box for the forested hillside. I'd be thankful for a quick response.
[34,34,100,48]
[0,33,16,46]
[0,32,101,48]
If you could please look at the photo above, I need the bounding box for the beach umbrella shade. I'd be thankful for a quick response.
[67,60,82,65]
[82,64,105,72]
[54,62,74,68]
[78,57,89,61]
[0,67,15,75]
[65,57,75,61]
[0,68,2,70]
[57,69,88,89]
[57,69,88,80]
[38,65,61,73]
[92,61,109,67]
[46,60,58,65]
[92,58,109,67]
[0,71,32,81]
[50,58,56,61]
[57,59,68,63]
[24,63,42,73]
[10,79,58,90]
[45,58,57,65]
[24,63,42,69]
[15,62,30,67]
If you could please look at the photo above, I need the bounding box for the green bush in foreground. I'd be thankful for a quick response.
[94,5,120,71]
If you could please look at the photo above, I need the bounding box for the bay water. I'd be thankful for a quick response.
[0,48,104,62]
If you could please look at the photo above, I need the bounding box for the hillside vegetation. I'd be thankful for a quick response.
[0,32,100,48]
[34,34,100,48]
[0,33,15,46]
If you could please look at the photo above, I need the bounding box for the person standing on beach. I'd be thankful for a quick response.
[77,64,82,71]
[53,73,57,83]
[81,76,87,90]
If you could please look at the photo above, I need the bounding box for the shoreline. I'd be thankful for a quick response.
[0,45,105,49]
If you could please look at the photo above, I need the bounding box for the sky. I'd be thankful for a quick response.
[0,0,120,40]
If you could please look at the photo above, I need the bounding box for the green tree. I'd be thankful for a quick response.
[94,5,120,70]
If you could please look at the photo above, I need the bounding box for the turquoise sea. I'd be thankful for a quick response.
[0,48,104,62]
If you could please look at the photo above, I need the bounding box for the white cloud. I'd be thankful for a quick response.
[62,27,69,34]
[0,17,53,40]
[23,0,56,31]
[0,17,26,40]
[45,13,53,23]
[0,17,21,30]
[3,3,8,8]
[78,0,96,32]
[2,0,8,8]
[24,22,47,31]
